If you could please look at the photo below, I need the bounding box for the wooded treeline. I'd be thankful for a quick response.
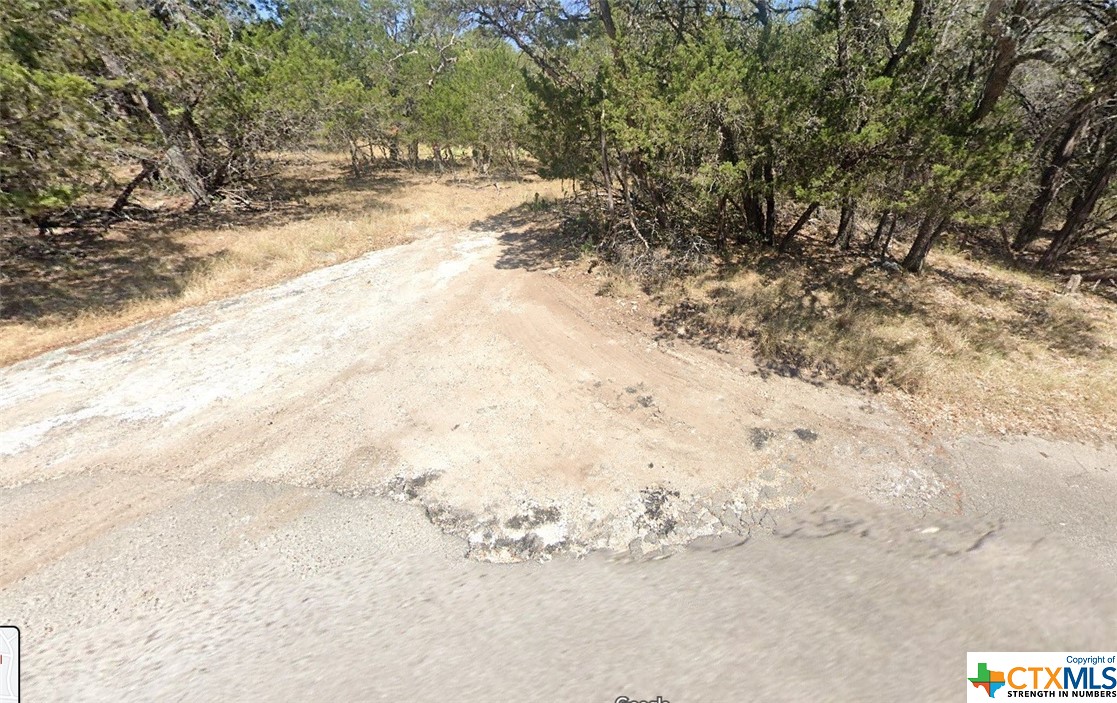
[1,0,531,228]
[3,0,1115,272]
[471,0,1116,272]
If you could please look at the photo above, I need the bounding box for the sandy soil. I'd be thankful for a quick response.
[2,225,1115,699]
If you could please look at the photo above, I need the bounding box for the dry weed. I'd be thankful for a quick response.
[628,243,1117,440]
[1,152,561,365]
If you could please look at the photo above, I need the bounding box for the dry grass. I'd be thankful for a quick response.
[632,237,1117,442]
[1,152,561,366]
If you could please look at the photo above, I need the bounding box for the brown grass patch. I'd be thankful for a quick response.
[1,152,561,365]
[620,236,1117,442]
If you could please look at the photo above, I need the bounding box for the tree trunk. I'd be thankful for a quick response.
[868,210,891,250]
[833,200,857,249]
[181,107,211,179]
[763,159,776,245]
[778,202,819,253]
[135,90,209,205]
[110,161,155,215]
[117,81,204,201]
[971,45,1015,124]
[628,154,667,230]
[618,155,650,250]
[163,144,210,205]
[1013,109,1090,250]
[99,50,210,206]
[717,194,729,250]
[880,213,898,260]
[882,0,924,77]
[1039,136,1117,269]
[970,0,1014,124]
[715,119,739,246]
[600,121,614,213]
[349,141,362,175]
[742,191,765,242]
[901,213,948,273]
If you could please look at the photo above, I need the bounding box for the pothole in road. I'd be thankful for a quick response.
[378,471,804,563]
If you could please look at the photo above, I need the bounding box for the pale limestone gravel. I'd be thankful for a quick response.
[1,227,1115,699]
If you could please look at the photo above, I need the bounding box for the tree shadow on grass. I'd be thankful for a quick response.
[653,237,941,386]
[0,227,208,322]
[0,158,408,323]
[467,203,1115,389]
[669,232,1114,390]
[930,266,1106,357]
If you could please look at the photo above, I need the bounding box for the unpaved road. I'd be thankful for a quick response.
[2,226,1115,700]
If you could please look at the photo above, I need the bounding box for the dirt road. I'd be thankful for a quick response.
[2,226,1115,700]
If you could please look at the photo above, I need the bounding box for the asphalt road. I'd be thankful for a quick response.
[2,228,1115,700]
[6,479,1114,702]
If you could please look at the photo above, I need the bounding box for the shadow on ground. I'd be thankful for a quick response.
[0,228,210,322]
[470,202,1115,393]
[660,231,1112,389]
[0,160,409,322]
[472,201,587,272]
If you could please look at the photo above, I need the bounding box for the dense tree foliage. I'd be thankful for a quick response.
[469,0,1117,271]
[0,0,532,223]
[2,0,1114,271]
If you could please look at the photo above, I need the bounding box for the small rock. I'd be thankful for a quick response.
[749,427,776,449]
[793,428,819,442]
